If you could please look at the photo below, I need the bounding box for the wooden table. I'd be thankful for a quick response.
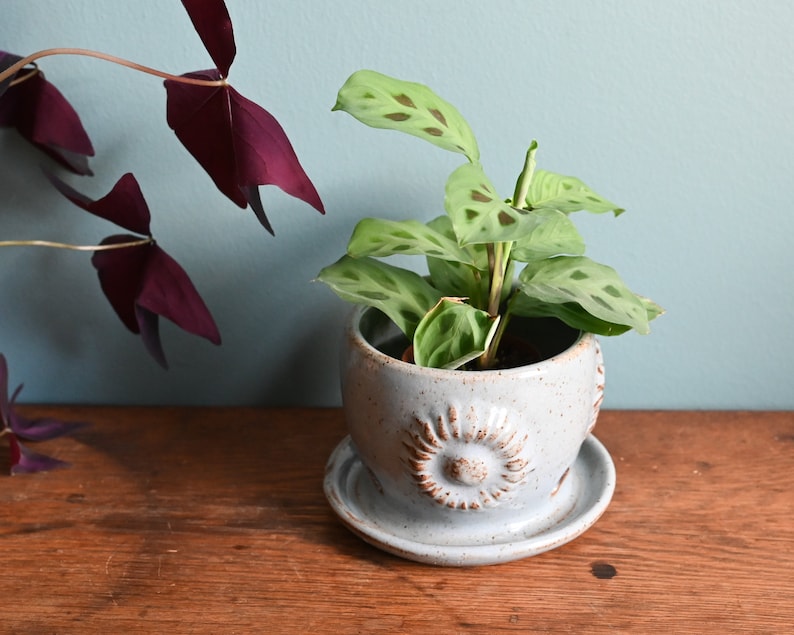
[1,408,792,633]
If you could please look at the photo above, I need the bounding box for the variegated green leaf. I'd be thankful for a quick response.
[509,294,630,336]
[510,208,586,262]
[316,255,441,337]
[518,256,652,333]
[510,292,664,336]
[525,169,624,215]
[424,216,487,306]
[445,162,543,245]
[333,70,479,162]
[413,298,499,369]
[347,218,474,265]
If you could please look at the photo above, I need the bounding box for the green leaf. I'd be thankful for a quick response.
[510,208,586,262]
[525,169,625,215]
[333,70,479,162]
[509,295,631,336]
[413,298,499,369]
[423,215,487,304]
[346,218,475,265]
[316,256,441,337]
[445,162,543,245]
[510,293,664,336]
[517,256,652,333]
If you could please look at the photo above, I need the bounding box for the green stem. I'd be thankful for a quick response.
[479,242,513,369]
[0,237,153,251]
[486,243,506,316]
[0,48,228,87]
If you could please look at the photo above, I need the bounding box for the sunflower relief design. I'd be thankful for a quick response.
[402,405,533,510]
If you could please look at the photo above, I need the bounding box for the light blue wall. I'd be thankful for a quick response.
[1,1,792,408]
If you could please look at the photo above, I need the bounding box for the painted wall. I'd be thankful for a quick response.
[1,0,792,408]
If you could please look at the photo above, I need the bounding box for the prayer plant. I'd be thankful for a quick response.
[318,70,662,370]
[0,0,323,473]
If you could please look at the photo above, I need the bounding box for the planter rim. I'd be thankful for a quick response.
[347,304,593,377]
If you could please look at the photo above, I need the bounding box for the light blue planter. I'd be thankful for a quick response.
[325,306,616,566]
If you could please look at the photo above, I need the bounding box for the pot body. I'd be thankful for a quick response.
[338,306,605,546]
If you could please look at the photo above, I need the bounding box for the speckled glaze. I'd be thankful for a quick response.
[325,306,614,566]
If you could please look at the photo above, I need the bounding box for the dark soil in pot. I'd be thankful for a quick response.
[365,311,581,371]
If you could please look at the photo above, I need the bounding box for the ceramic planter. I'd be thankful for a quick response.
[324,306,615,566]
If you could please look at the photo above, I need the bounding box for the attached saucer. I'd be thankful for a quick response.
[324,434,616,566]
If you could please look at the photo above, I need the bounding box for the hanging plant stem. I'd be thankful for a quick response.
[0,237,153,251]
[0,48,228,87]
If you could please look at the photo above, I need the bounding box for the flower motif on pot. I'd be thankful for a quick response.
[403,405,533,510]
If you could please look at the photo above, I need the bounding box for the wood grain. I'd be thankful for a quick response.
[1,408,792,633]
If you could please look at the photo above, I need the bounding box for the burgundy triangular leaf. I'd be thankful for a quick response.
[9,436,70,475]
[92,236,151,333]
[47,172,151,235]
[164,73,324,230]
[165,70,244,206]
[181,0,236,77]
[229,86,325,215]
[135,305,168,369]
[0,52,94,175]
[92,238,220,367]
[137,245,221,346]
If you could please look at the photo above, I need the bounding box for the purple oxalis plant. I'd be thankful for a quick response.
[0,0,323,363]
[0,355,86,474]
[0,1,325,472]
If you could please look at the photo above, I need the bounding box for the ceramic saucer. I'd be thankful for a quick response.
[324,434,616,566]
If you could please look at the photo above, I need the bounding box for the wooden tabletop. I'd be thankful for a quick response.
[1,408,792,633]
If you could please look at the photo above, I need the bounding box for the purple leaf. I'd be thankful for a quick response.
[47,173,220,366]
[92,237,221,368]
[0,50,94,174]
[137,245,222,345]
[8,435,70,475]
[92,235,150,334]
[164,71,324,233]
[181,0,236,77]
[7,411,87,442]
[46,171,151,235]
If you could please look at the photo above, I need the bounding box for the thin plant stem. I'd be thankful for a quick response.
[0,48,228,88]
[0,237,153,252]
[479,241,514,368]
[8,64,40,88]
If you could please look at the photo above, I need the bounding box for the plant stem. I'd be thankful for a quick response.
[0,237,153,251]
[8,64,40,88]
[486,242,512,316]
[479,241,514,369]
[0,48,228,88]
